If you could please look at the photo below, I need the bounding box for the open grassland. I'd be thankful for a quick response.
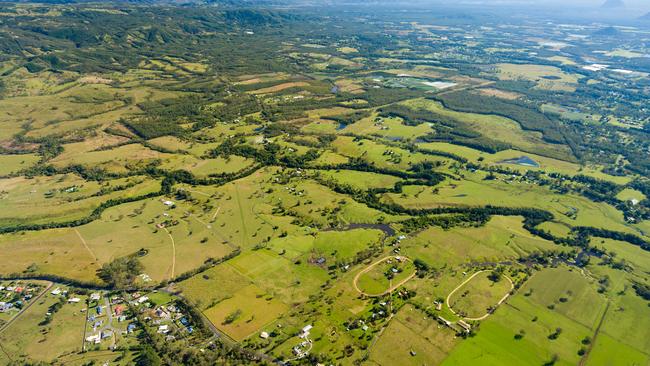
[403,99,575,161]
[0,229,100,282]
[416,142,623,183]
[0,195,234,283]
[313,229,384,262]
[401,216,560,268]
[443,266,605,366]
[355,257,415,296]
[0,82,180,141]
[590,237,650,274]
[385,171,645,239]
[447,271,513,319]
[343,113,434,140]
[179,263,252,309]
[0,154,40,176]
[368,305,459,366]
[52,132,130,161]
[228,248,330,305]
[203,284,288,341]
[332,135,449,172]
[615,188,646,202]
[0,292,87,364]
[316,170,401,190]
[584,265,650,360]
[0,174,161,226]
[51,143,175,173]
[496,63,582,92]
[160,155,254,176]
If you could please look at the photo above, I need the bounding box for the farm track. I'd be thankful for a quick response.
[75,229,99,263]
[233,184,249,247]
[353,255,415,297]
[579,301,610,366]
[163,227,176,279]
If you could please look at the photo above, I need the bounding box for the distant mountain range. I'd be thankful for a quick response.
[601,0,625,8]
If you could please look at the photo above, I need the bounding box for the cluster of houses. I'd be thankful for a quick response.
[292,325,313,357]
[85,293,136,346]
[0,283,41,313]
[134,294,193,341]
[0,282,42,313]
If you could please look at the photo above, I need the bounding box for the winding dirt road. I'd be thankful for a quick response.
[446,270,514,321]
[352,256,416,297]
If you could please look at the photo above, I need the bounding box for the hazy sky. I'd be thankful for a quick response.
[470,0,648,10]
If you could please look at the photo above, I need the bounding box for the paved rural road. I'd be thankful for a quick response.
[446,270,514,321]
[352,255,416,297]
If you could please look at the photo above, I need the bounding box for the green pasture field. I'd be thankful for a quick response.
[309,151,350,166]
[313,229,384,262]
[315,169,401,190]
[0,81,180,140]
[519,267,606,330]
[0,229,100,282]
[615,188,646,202]
[51,143,175,173]
[541,104,601,124]
[147,136,193,151]
[584,265,650,357]
[384,171,645,239]
[447,271,512,319]
[258,177,402,227]
[400,216,560,268]
[160,155,254,176]
[355,257,415,296]
[589,237,650,273]
[232,249,330,305]
[52,131,130,161]
[332,135,450,171]
[0,291,88,364]
[403,98,575,161]
[495,63,582,92]
[416,142,626,184]
[81,197,235,281]
[0,153,40,176]
[0,174,161,227]
[536,221,572,238]
[342,113,434,140]
[0,194,235,283]
[178,263,252,309]
[203,284,288,341]
[368,305,459,366]
[585,333,649,366]
[443,266,603,366]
